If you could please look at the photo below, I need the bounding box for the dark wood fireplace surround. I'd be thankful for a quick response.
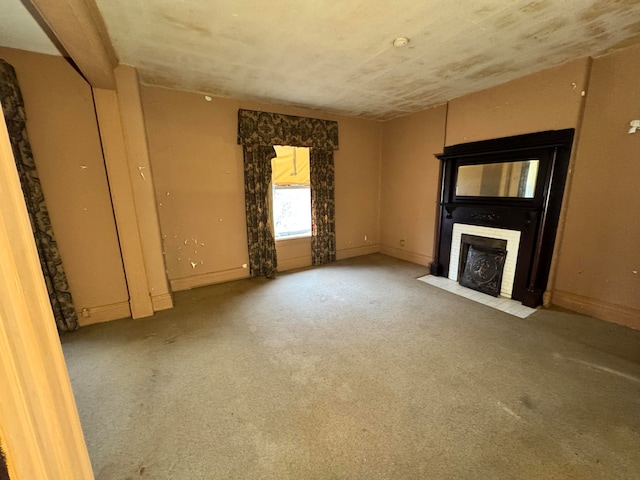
[430,130,574,308]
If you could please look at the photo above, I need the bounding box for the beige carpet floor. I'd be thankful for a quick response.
[61,254,640,479]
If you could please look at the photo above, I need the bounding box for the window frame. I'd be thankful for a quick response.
[272,182,312,241]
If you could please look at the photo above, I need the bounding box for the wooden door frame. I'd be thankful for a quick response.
[0,104,93,478]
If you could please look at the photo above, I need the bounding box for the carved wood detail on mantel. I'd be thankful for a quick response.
[470,212,501,222]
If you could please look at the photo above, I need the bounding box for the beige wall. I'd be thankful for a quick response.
[141,86,381,289]
[553,44,640,329]
[334,114,382,259]
[445,58,590,146]
[276,237,312,272]
[380,105,447,265]
[0,47,128,317]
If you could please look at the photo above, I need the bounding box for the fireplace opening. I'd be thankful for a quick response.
[459,234,507,297]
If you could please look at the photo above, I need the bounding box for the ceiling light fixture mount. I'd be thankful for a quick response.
[393,37,409,48]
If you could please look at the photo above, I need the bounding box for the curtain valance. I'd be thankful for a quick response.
[237,109,339,150]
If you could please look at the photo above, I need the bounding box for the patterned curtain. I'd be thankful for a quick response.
[310,148,336,265]
[0,60,78,332]
[238,109,339,149]
[243,145,278,278]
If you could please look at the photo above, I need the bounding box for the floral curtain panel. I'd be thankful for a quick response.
[238,109,339,274]
[0,59,78,332]
[310,148,336,265]
[243,145,278,278]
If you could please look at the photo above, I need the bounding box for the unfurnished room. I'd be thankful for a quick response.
[0,1,639,479]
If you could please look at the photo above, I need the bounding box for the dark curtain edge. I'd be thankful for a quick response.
[243,145,279,278]
[310,148,336,266]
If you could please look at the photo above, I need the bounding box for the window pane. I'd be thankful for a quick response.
[273,186,311,239]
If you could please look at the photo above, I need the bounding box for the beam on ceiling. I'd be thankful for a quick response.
[26,0,118,89]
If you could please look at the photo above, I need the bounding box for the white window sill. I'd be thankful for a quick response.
[275,234,312,244]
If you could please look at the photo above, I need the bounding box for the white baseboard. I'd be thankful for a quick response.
[552,289,640,331]
[152,293,173,311]
[170,267,250,292]
[77,301,131,327]
[336,244,379,260]
[380,244,431,266]
[77,293,173,328]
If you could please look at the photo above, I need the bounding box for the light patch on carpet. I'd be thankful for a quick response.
[553,353,640,384]
[497,401,523,421]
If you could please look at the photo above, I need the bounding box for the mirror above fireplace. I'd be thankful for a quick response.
[456,159,540,198]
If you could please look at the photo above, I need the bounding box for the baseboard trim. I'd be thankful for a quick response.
[336,244,379,260]
[552,290,640,330]
[170,267,250,292]
[380,245,431,266]
[77,301,131,327]
[152,293,173,312]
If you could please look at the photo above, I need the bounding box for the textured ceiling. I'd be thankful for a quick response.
[2,0,640,120]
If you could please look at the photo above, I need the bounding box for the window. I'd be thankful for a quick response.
[272,146,311,239]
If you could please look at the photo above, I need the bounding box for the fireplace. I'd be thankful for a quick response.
[449,225,521,298]
[430,130,574,308]
[458,235,507,297]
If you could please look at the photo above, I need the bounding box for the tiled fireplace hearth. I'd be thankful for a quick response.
[422,224,537,318]
[429,130,574,308]
[418,275,537,318]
